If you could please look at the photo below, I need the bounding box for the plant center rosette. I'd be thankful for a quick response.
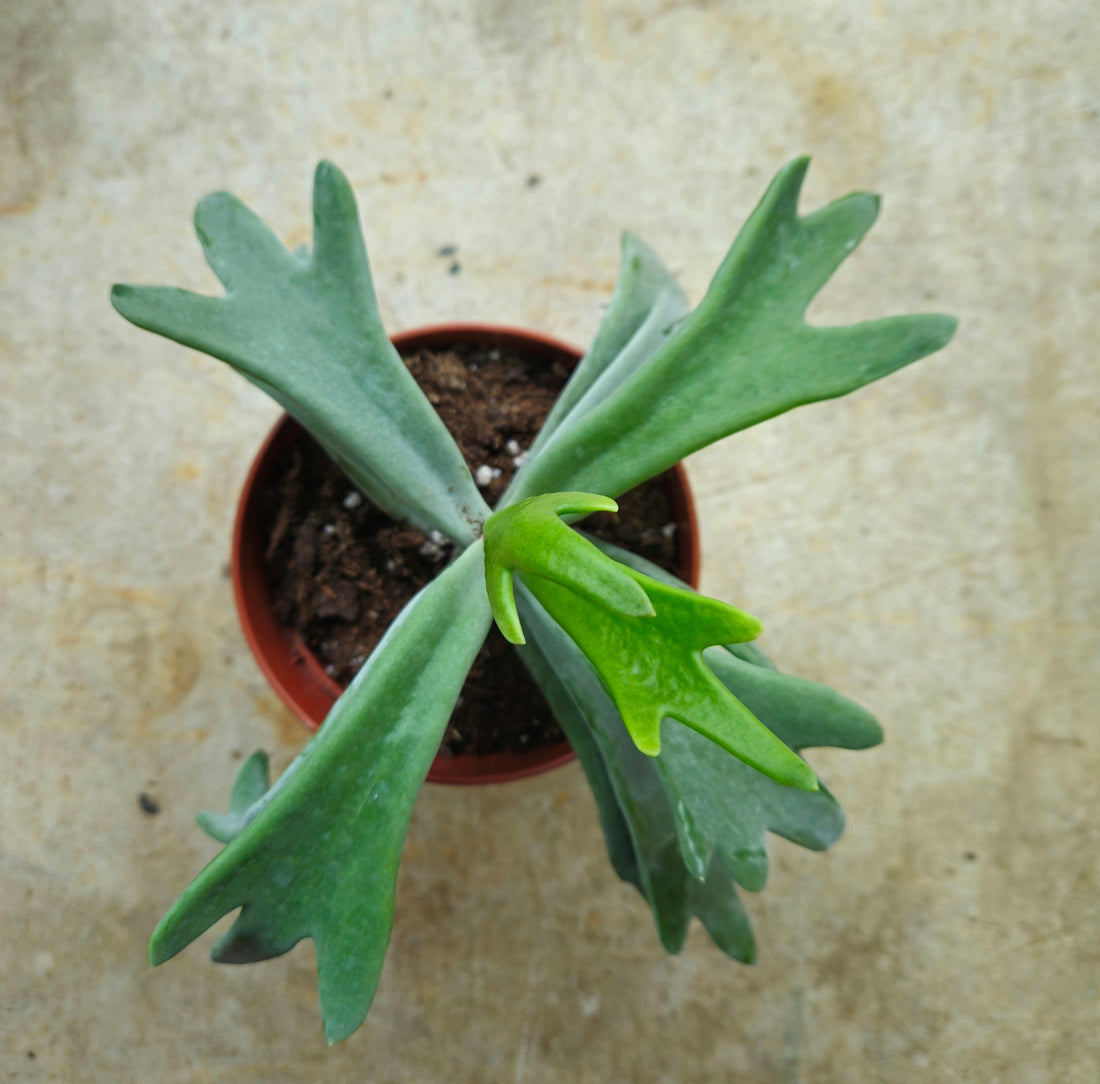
[232,325,700,783]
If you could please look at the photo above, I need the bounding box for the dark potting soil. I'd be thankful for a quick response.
[260,342,682,758]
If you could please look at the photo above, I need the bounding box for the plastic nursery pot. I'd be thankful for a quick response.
[231,323,701,785]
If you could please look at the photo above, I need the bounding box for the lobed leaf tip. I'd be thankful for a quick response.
[109,283,133,310]
[707,599,762,645]
[550,491,618,517]
[833,189,881,232]
[500,619,527,646]
[781,154,812,189]
[619,230,650,259]
[795,766,819,792]
[193,190,236,230]
[313,160,355,215]
[929,312,960,345]
[484,557,527,644]
[194,810,219,840]
[628,589,658,619]
[314,159,351,196]
[324,1019,356,1046]
[852,713,885,750]
[148,926,172,967]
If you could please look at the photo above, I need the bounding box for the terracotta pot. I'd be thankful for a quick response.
[231,323,701,785]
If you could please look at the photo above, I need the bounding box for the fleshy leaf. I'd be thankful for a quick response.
[523,234,688,461]
[483,491,654,645]
[586,534,882,890]
[112,161,488,545]
[195,750,271,845]
[506,157,958,504]
[485,496,815,789]
[588,534,884,752]
[515,587,753,958]
[513,619,641,890]
[706,648,883,751]
[656,722,845,893]
[148,543,491,1044]
[688,853,757,963]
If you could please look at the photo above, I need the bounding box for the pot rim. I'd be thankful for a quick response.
[231,322,700,785]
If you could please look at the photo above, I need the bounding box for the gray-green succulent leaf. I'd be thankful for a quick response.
[522,233,689,463]
[111,161,488,545]
[149,543,491,1044]
[114,156,957,1044]
[195,750,271,845]
[588,536,882,892]
[506,157,957,504]
[514,584,756,962]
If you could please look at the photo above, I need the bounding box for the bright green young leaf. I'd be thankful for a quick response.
[485,495,816,790]
[483,491,654,645]
[586,534,883,890]
[112,161,488,545]
[149,543,491,1044]
[195,750,271,845]
[524,234,688,461]
[588,534,884,752]
[515,587,755,962]
[517,565,868,933]
[506,157,958,504]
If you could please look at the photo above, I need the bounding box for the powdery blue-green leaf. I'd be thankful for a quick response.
[515,586,753,960]
[706,648,883,752]
[656,722,845,893]
[507,157,958,504]
[195,750,271,845]
[485,495,815,789]
[112,161,488,545]
[513,624,641,890]
[149,543,491,1044]
[688,852,757,963]
[522,234,688,462]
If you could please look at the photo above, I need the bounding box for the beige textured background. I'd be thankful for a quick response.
[2,1,1097,1080]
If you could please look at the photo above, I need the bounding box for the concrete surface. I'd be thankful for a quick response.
[2,1,1097,1080]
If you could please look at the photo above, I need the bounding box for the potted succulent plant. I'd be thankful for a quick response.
[229,322,702,784]
[111,158,955,1043]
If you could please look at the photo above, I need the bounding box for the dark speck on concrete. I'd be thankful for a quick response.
[964,851,978,861]
[448,261,461,275]
[437,244,458,257]
[526,173,542,188]
[138,793,160,815]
